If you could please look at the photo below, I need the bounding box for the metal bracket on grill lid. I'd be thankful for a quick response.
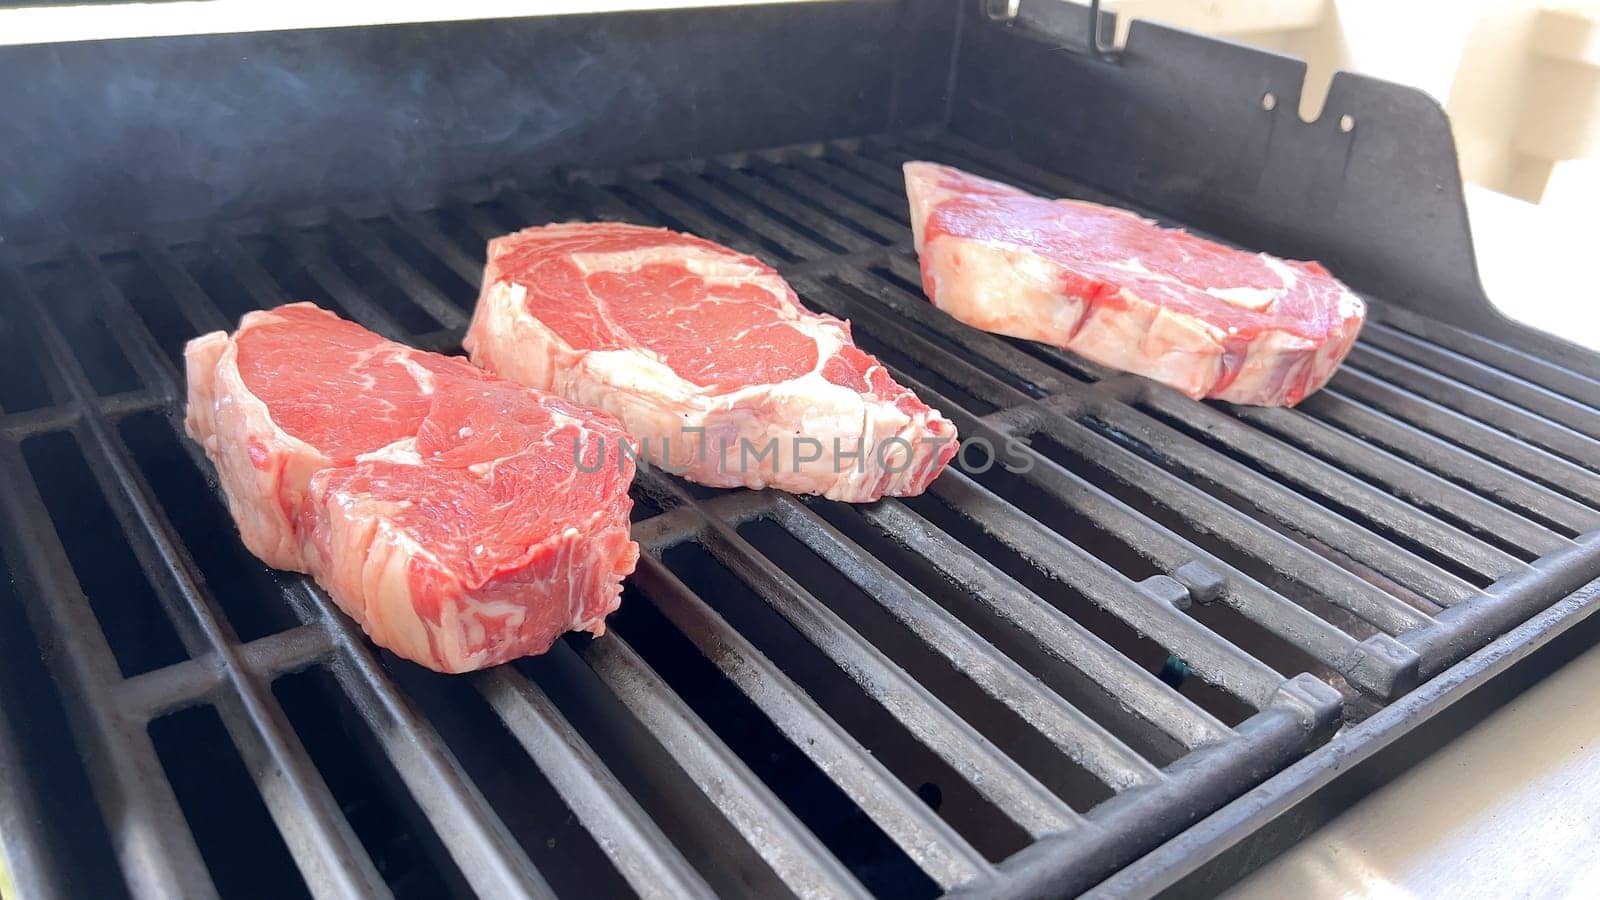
[951,5,1494,328]
[982,0,1120,61]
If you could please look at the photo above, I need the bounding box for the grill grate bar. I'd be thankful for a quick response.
[701,160,883,252]
[1100,389,1529,582]
[390,208,486,286]
[57,248,404,899]
[769,494,1168,790]
[137,239,234,334]
[643,472,1084,837]
[492,183,565,227]
[0,433,217,897]
[928,471,1291,707]
[304,583,559,899]
[1301,389,1600,533]
[784,154,912,230]
[269,223,410,341]
[327,209,471,330]
[977,404,1414,696]
[1063,392,1510,598]
[1223,400,1571,557]
[448,200,521,248]
[658,166,841,259]
[1360,323,1600,437]
[476,666,718,900]
[617,176,784,260]
[1325,372,1600,504]
[1376,306,1600,397]
[854,495,1230,750]
[4,255,391,899]
[0,667,70,900]
[820,146,915,216]
[1346,345,1600,466]
[564,180,659,228]
[129,236,563,899]
[577,631,872,898]
[626,552,993,890]
[210,232,291,308]
[744,155,910,243]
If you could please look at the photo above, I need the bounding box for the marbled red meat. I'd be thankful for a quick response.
[905,162,1365,406]
[465,223,957,501]
[185,303,637,673]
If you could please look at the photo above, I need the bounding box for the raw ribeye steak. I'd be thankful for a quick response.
[465,223,957,501]
[904,162,1365,406]
[185,303,638,673]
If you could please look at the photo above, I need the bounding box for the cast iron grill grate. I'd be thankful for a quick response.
[1,132,1598,899]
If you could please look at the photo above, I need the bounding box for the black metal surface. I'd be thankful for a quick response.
[0,130,1597,899]
[1102,575,1600,898]
[0,1,957,242]
[2,3,1599,898]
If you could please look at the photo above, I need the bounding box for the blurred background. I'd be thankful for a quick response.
[3,0,1596,343]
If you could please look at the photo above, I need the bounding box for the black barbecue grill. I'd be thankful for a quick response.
[1,2,1598,898]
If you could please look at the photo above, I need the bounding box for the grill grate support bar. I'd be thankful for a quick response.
[113,624,334,721]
